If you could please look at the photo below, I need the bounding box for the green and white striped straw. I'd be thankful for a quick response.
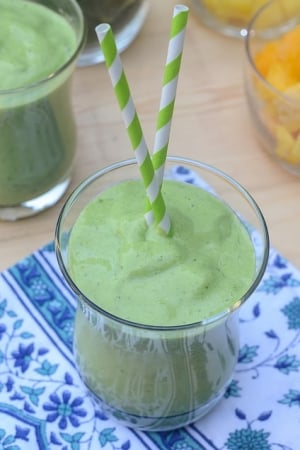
[95,24,171,235]
[145,5,189,225]
[152,4,189,183]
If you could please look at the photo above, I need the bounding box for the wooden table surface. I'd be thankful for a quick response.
[1,0,299,272]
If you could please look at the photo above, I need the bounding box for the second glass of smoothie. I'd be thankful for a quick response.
[0,0,85,221]
[55,156,269,431]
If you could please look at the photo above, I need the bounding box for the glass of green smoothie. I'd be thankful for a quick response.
[76,0,149,66]
[0,0,85,221]
[55,156,269,431]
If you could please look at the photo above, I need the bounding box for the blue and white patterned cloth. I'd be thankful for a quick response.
[1,167,300,450]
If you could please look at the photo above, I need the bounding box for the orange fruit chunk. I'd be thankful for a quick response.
[254,25,300,92]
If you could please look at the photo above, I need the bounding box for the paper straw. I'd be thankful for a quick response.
[145,5,188,225]
[152,5,189,183]
[95,24,171,235]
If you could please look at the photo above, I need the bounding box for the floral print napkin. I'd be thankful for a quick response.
[0,166,299,450]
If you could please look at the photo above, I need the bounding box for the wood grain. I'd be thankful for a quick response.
[1,0,299,271]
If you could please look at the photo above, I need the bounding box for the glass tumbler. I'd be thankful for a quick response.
[0,0,85,221]
[55,157,269,431]
[77,0,149,66]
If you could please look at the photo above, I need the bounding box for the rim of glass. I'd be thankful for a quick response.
[0,0,86,95]
[245,0,300,107]
[55,156,270,331]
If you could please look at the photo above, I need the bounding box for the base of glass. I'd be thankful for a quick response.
[85,380,226,431]
[256,134,300,178]
[77,1,149,67]
[0,177,71,221]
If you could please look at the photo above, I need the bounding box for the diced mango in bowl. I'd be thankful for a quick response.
[253,25,300,165]
[202,0,300,27]
[202,0,264,24]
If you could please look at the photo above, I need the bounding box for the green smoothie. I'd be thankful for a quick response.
[69,179,255,326]
[68,178,256,429]
[0,0,79,206]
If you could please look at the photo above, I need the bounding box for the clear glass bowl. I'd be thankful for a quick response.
[244,0,300,175]
[190,0,269,38]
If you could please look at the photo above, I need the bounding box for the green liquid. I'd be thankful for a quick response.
[0,0,78,205]
[69,179,255,326]
[69,179,255,429]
